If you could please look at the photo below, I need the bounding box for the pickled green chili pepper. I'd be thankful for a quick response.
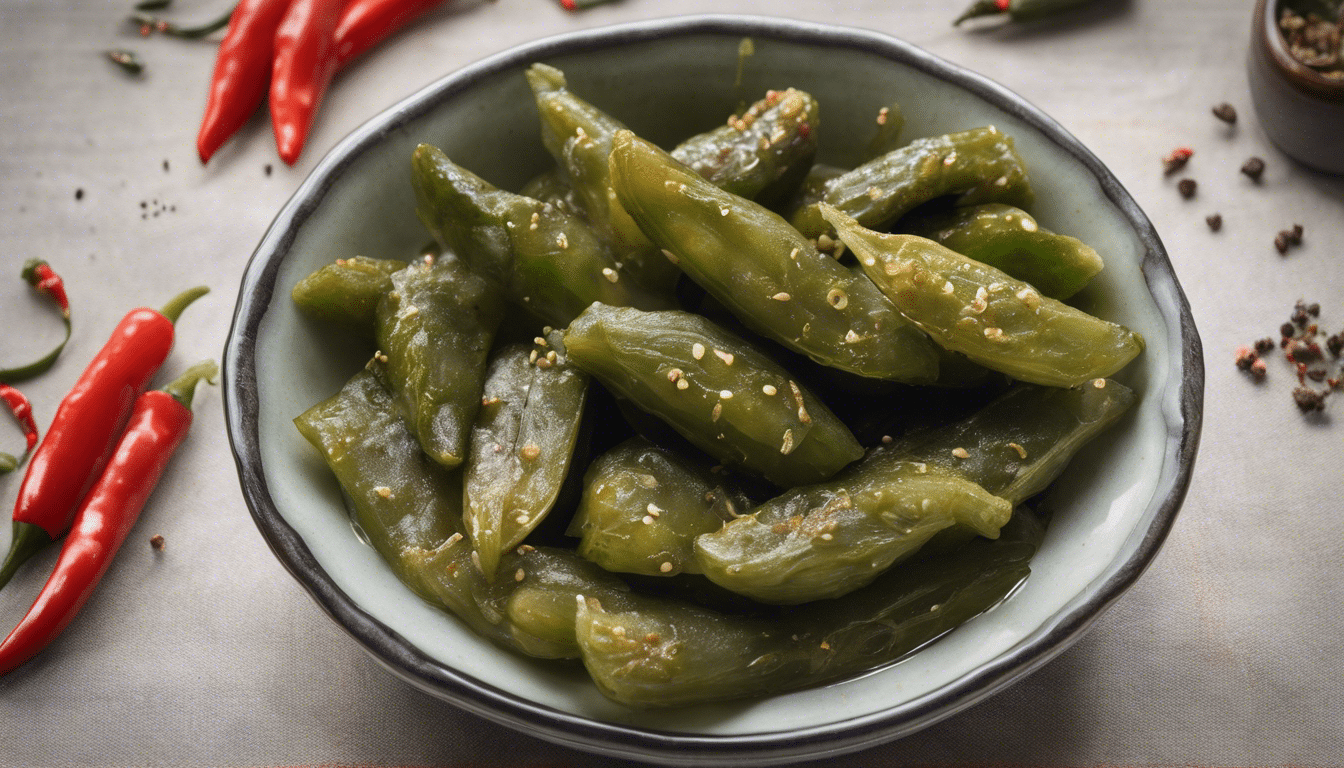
[670,87,820,206]
[882,379,1137,505]
[955,0,1096,25]
[608,130,942,384]
[694,456,1011,604]
[865,101,907,161]
[827,206,1143,388]
[519,169,585,219]
[411,143,673,327]
[464,334,588,579]
[373,256,504,468]
[296,369,632,658]
[903,203,1103,300]
[525,64,679,294]
[576,516,1036,708]
[567,438,746,577]
[790,126,1034,239]
[291,255,407,334]
[563,304,864,487]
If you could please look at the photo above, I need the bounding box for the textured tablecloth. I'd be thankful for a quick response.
[2,0,1342,765]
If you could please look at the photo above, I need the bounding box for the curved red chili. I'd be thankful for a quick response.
[333,0,446,67]
[197,0,292,164]
[270,0,349,166]
[0,361,216,677]
[1,259,73,384]
[0,286,207,593]
[0,384,38,475]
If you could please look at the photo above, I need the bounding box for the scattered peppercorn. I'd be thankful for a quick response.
[1177,178,1197,199]
[149,534,166,551]
[1162,147,1194,175]
[1281,322,1297,338]
[74,189,84,201]
[1240,301,1343,418]
[1235,346,1258,371]
[162,159,169,172]
[1328,333,1344,357]
[1255,337,1275,354]
[1307,303,1321,318]
[1205,213,1222,231]
[1293,387,1327,412]
[264,164,273,177]
[1211,102,1237,124]
[1241,156,1265,181]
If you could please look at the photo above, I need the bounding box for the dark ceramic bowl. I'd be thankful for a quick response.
[1248,0,1344,174]
[223,15,1203,765]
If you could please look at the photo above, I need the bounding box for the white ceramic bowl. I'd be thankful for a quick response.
[223,15,1203,765]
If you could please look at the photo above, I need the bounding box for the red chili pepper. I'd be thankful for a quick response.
[0,361,216,677]
[270,0,350,166]
[0,286,207,593]
[0,384,38,475]
[2,260,74,384]
[197,0,292,164]
[333,0,446,67]
[557,0,621,10]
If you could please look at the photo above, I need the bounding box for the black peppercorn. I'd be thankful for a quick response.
[1241,156,1265,181]
[1177,178,1197,198]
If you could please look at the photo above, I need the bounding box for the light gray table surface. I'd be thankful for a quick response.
[2,1,1341,766]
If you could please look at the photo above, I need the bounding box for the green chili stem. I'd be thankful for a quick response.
[159,286,209,324]
[130,5,234,39]
[0,316,71,383]
[0,522,53,592]
[162,360,218,410]
[135,0,173,10]
[106,49,145,75]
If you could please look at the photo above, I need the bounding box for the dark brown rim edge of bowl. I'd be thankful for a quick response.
[222,14,1204,766]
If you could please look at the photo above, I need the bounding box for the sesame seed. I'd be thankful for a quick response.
[520,444,541,460]
[676,379,689,390]
[789,247,800,261]
[877,107,889,125]
[914,462,927,473]
[772,292,791,301]
[951,447,969,459]
[712,402,722,421]
[1008,442,1027,459]
[535,357,552,369]
[844,329,861,343]
[820,641,831,650]
[646,503,662,516]
[719,390,733,399]
[601,267,619,283]
[661,248,679,264]
[1020,217,1038,232]
[798,404,811,424]
[867,186,882,200]
[881,435,893,444]
[994,175,1008,187]
[659,561,674,573]
[556,233,568,249]
[984,327,1006,341]
[447,532,464,546]
[546,350,557,363]
[1093,378,1107,389]
[612,626,626,637]
[515,513,530,524]
[780,429,795,455]
[820,533,833,541]
[714,349,735,365]
[374,486,392,499]
[762,384,778,396]
[667,368,683,383]
[827,288,848,309]
[518,544,535,553]
[403,305,419,318]
[470,550,483,573]
[942,281,955,294]
[943,152,958,166]
[692,343,705,360]
[719,205,730,217]
[642,515,655,525]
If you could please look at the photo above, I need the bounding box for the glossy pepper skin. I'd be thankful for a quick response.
[0,384,37,474]
[269,0,349,166]
[670,87,820,207]
[828,206,1143,388]
[291,255,407,334]
[790,126,1034,239]
[197,0,291,163]
[608,130,942,384]
[295,369,634,659]
[904,203,1103,300]
[0,361,216,677]
[567,438,746,577]
[577,515,1037,708]
[694,456,1011,604]
[563,304,864,487]
[333,0,445,66]
[373,257,504,469]
[464,334,588,579]
[411,144,673,327]
[955,0,1095,25]
[0,287,207,593]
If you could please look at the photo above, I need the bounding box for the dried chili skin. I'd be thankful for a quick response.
[0,287,207,593]
[0,384,38,474]
[197,0,291,164]
[0,362,216,677]
[269,0,349,166]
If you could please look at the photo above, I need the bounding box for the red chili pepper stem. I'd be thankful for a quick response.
[129,6,235,39]
[160,286,210,324]
[2,260,73,384]
[0,361,216,677]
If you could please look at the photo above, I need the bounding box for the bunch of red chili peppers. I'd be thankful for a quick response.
[0,269,215,677]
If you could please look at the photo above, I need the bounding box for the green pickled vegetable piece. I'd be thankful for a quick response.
[904,203,1103,299]
[694,458,1011,604]
[670,87,819,206]
[291,256,407,334]
[374,258,504,468]
[563,304,864,487]
[791,126,1034,238]
[568,437,745,577]
[520,168,586,219]
[889,379,1137,505]
[294,369,462,598]
[465,334,588,579]
[865,101,906,160]
[576,519,1035,707]
[525,64,680,294]
[412,144,672,327]
[609,130,941,384]
[828,206,1144,388]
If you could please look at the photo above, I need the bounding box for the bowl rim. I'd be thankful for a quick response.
[222,13,1204,765]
